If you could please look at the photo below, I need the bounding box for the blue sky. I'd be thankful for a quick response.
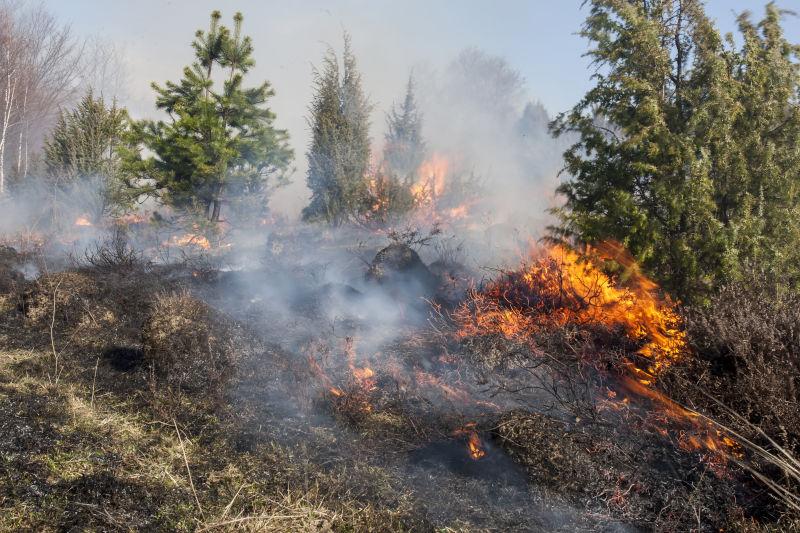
[43,1,800,114]
[42,1,800,213]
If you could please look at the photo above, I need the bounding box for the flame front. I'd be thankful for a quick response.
[454,243,685,379]
[453,242,738,461]
[412,153,450,201]
[165,233,211,250]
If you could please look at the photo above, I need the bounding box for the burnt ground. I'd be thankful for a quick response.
[0,238,795,531]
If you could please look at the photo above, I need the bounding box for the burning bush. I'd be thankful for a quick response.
[142,291,238,395]
[453,243,687,382]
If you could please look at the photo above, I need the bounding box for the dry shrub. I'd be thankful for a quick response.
[21,271,101,326]
[680,275,800,452]
[79,228,144,273]
[0,246,24,294]
[142,290,238,395]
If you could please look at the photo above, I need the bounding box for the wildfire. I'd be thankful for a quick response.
[117,212,148,225]
[453,242,739,461]
[74,215,93,227]
[454,243,686,379]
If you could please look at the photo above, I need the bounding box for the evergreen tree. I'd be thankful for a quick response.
[43,89,130,219]
[302,34,373,225]
[550,0,800,300]
[125,11,292,222]
[384,75,425,177]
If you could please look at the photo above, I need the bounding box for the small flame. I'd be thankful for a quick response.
[166,233,211,250]
[117,213,147,225]
[454,423,487,460]
[74,215,92,227]
[467,432,486,460]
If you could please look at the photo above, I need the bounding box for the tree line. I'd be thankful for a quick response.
[5,9,427,230]
[4,2,799,303]
[550,0,800,301]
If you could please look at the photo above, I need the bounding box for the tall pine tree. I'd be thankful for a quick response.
[302,34,372,225]
[125,11,292,222]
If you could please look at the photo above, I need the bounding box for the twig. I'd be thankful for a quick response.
[90,357,99,409]
[173,418,205,521]
[49,278,63,386]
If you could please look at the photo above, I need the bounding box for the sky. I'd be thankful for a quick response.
[42,1,800,216]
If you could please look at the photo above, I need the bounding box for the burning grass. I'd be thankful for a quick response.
[1,230,799,531]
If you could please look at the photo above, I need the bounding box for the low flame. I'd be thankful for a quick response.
[454,423,487,460]
[117,213,148,225]
[165,233,211,250]
[74,215,92,227]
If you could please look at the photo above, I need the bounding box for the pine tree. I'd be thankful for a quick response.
[550,0,800,300]
[302,34,372,225]
[43,89,130,219]
[384,75,425,177]
[125,11,292,223]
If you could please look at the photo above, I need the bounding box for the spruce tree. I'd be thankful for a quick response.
[384,75,426,177]
[125,11,292,223]
[302,34,372,225]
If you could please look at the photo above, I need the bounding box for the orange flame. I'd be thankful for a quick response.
[165,233,211,250]
[74,215,92,227]
[453,423,487,460]
[117,213,148,225]
[412,153,450,202]
[453,242,739,461]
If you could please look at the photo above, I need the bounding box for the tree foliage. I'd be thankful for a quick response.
[43,90,130,219]
[302,34,373,226]
[125,11,293,223]
[384,75,426,178]
[551,0,800,301]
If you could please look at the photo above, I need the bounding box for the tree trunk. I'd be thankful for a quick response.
[211,199,221,222]
[15,83,26,179]
[0,51,17,196]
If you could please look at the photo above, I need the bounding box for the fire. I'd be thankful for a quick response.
[165,233,211,250]
[455,243,685,379]
[453,242,739,461]
[412,153,450,202]
[74,215,92,227]
[453,423,487,460]
[117,212,148,225]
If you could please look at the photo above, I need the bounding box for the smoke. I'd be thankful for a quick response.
[414,48,572,231]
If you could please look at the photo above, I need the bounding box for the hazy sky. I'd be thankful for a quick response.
[42,1,800,215]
